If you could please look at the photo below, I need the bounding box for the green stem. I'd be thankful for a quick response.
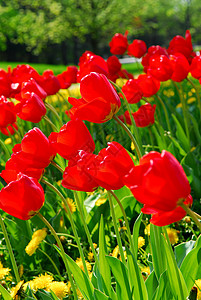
[51,161,64,173]
[0,139,10,160]
[0,215,20,283]
[73,191,99,265]
[148,127,155,151]
[41,178,90,277]
[38,248,62,278]
[107,191,126,264]
[37,212,78,299]
[180,203,201,232]
[155,94,171,133]
[179,82,190,141]
[43,115,59,132]
[186,77,201,119]
[109,190,135,256]
[113,115,142,159]
[45,102,63,127]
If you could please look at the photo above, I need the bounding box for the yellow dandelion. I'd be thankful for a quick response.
[141,266,150,281]
[119,251,127,262]
[190,147,196,152]
[112,245,119,258]
[118,226,127,232]
[62,198,76,213]
[76,258,92,274]
[10,280,24,299]
[32,273,54,290]
[23,280,35,291]
[144,224,150,236]
[138,236,145,249]
[191,88,196,93]
[0,261,10,279]
[176,103,182,109]
[25,228,47,256]
[66,281,72,295]
[166,228,179,245]
[95,197,107,206]
[116,78,127,88]
[131,142,135,151]
[188,91,193,96]
[92,243,97,250]
[195,279,201,300]
[88,252,94,261]
[187,97,196,104]
[68,83,81,98]
[4,138,12,145]
[47,281,68,300]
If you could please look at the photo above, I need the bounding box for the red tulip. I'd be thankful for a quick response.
[142,45,168,73]
[107,56,122,75]
[77,51,108,82]
[11,64,41,84]
[68,72,121,123]
[0,69,11,97]
[49,119,95,160]
[137,74,160,97]
[190,55,201,79]
[18,78,47,100]
[133,104,156,127]
[109,31,128,55]
[128,39,147,58]
[62,151,98,192]
[11,127,55,169]
[0,123,18,136]
[0,96,16,128]
[15,92,46,123]
[147,55,173,82]
[88,142,134,190]
[57,66,78,89]
[170,53,190,82]
[0,173,45,220]
[117,69,134,80]
[124,150,193,226]
[38,70,61,96]
[121,79,143,104]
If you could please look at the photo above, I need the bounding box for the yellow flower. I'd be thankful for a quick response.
[144,224,150,236]
[47,281,68,299]
[112,245,119,258]
[76,258,92,274]
[141,266,150,281]
[62,198,76,213]
[4,138,12,145]
[68,83,81,98]
[187,97,196,104]
[176,103,182,108]
[0,261,10,279]
[10,280,24,299]
[116,78,127,88]
[95,197,107,206]
[195,279,201,300]
[88,252,94,261]
[166,228,179,245]
[32,273,54,290]
[138,236,145,249]
[25,228,47,256]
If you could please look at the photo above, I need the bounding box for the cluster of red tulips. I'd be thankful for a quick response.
[0,29,200,230]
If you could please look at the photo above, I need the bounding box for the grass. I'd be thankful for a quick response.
[0,61,142,75]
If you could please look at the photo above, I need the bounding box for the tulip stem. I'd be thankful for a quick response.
[43,115,59,132]
[41,178,90,277]
[51,161,64,173]
[37,212,78,299]
[107,191,126,264]
[45,102,63,127]
[155,94,171,133]
[0,138,10,160]
[73,191,99,265]
[109,190,135,256]
[0,215,20,283]
[180,203,201,232]
[186,77,201,119]
[113,115,142,159]
[38,248,62,278]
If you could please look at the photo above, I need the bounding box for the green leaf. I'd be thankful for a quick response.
[174,240,195,268]
[106,256,131,300]
[145,271,158,300]
[0,284,12,300]
[49,290,61,299]
[172,114,191,152]
[132,213,143,259]
[36,290,53,300]
[126,249,148,300]
[98,216,112,297]
[150,225,167,280]
[94,289,111,300]
[153,270,172,300]
[161,235,188,299]
[180,234,201,293]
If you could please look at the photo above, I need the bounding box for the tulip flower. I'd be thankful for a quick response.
[0,173,45,220]
[62,151,98,192]
[124,150,193,226]
[109,31,128,55]
[107,56,122,75]
[170,53,190,82]
[142,45,168,73]
[0,123,18,136]
[57,66,78,89]
[133,104,156,127]
[147,55,173,82]
[128,39,147,58]
[77,51,108,82]
[190,55,201,79]
[11,64,41,84]
[49,119,95,160]
[0,69,11,97]
[0,96,16,129]
[68,72,121,123]
[121,79,143,104]
[38,70,61,96]
[137,74,160,97]
[11,127,55,169]
[16,78,47,100]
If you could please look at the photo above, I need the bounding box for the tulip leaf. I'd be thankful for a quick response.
[145,271,158,300]
[98,215,112,297]
[0,284,12,300]
[35,290,53,299]
[106,256,131,300]
[174,240,195,268]
[152,270,173,300]
[172,114,191,152]
[132,212,143,259]
[180,234,201,293]
[126,248,148,300]
[94,289,111,300]
[161,235,188,299]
